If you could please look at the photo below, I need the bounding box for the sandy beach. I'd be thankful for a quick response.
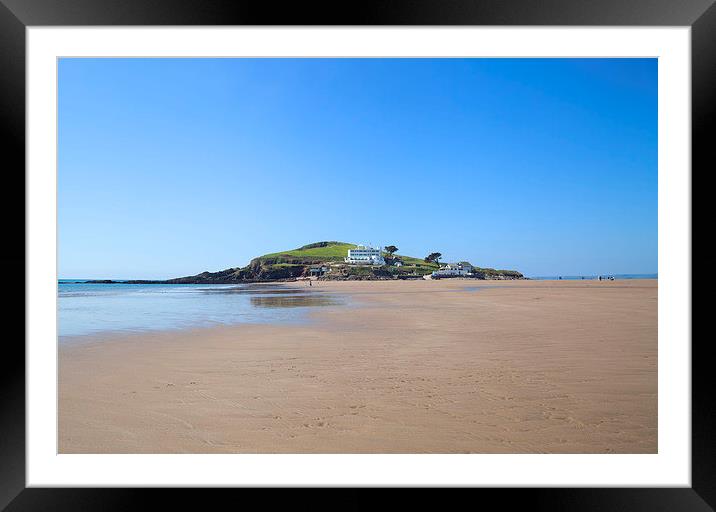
[59,279,657,454]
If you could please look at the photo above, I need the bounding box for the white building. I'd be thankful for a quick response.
[432,262,474,278]
[345,245,385,265]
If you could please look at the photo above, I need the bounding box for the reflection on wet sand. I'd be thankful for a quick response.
[249,294,343,308]
[201,284,343,308]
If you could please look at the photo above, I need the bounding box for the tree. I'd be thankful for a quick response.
[425,252,442,265]
[384,245,398,257]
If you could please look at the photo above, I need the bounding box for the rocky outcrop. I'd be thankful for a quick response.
[322,267,395,281]
[164,262,308,284]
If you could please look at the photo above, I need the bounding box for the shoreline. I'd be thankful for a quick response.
[62,275,658,285]
[59,279,657,454]
[58,278,649,342]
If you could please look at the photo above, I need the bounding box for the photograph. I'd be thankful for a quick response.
[57,57,658,454]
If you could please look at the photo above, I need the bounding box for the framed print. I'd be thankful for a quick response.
[2,0,708,508]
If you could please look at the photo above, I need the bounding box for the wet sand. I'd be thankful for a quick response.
[59,279,657,453]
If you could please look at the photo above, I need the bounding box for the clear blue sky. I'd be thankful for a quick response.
[58,58,657,279]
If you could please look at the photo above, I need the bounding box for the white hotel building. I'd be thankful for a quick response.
[432,262,474,277]
[345,245,385,265]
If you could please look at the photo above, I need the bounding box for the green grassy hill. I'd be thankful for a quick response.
[257,241,358,264]
[254,241,439,279]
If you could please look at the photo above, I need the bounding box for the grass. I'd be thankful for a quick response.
[259,242,357,263]
[396,254,439,269]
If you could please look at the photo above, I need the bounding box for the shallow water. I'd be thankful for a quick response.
[58,281,345,339]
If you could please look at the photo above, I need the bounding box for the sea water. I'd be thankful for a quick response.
[58,281,344,339]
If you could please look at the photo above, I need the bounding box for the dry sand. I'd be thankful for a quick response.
[59,279,657,453]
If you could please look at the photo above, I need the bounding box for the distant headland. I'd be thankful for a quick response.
[85,241,524,284]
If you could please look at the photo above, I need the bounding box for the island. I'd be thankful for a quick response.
[86,241,524,284]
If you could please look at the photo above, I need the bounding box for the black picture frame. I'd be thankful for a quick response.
[1,0,706,508]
